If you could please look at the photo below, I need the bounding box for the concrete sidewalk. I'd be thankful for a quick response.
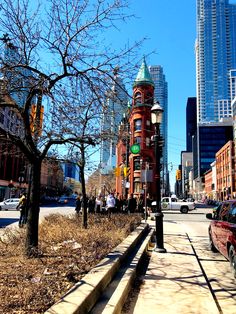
[133,221,220,314]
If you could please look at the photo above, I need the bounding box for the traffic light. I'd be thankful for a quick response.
[176,170,181,181]
[123,166,130,177]
[114,167,121,177]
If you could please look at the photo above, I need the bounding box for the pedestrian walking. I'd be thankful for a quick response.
[75,195,81,214]
[17,193,27,227]
[127,193,137,214]
[146,193,153,216]
[115,193,122,213]
[137,194,144,213]
[88,196,95,213]
[106,192,116,218]
[95,195,102,214]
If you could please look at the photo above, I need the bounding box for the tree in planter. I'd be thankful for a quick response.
[0,0,143,256]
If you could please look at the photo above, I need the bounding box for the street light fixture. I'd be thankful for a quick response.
[151,101,166,253]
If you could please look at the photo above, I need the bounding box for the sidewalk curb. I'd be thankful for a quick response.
[45,223,149,314]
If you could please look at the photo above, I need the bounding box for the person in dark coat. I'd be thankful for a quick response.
[127,193,137,213]
[88,196,95,213]
[115,193,122,213]
[137,194,144,213]
[75,195,81,214]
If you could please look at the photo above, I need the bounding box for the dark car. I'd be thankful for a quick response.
[206,200,236,277]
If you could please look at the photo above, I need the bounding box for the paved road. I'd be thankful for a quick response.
[0,204,76,236]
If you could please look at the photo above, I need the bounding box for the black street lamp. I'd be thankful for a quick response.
[151,102,166,253]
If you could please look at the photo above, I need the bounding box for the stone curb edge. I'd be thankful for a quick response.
[45,223,150,314]
[101,228,154,314]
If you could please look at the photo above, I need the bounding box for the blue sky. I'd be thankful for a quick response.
[112,0,197,190]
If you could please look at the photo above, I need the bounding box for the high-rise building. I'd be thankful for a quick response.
[100,70,128,174]
[193,121,233,179]
[149,65,168,194]
[196,0,236,123]
[186,97,197,152]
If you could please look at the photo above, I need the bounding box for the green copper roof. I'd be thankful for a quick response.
[133,57,154,87]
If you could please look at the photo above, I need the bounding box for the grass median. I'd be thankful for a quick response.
[0,213,142,314]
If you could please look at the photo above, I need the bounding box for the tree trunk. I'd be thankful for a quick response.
[25,159,42,256]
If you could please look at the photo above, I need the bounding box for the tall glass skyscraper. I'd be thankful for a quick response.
[100,71,128,174]
[149,65,168,193]
[196,0,236,123]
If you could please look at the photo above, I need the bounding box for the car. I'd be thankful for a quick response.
[206,200,236,278]
[57,196,69,204]
[0,198,20,211]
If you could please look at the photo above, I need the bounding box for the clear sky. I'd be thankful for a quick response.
[111,0,197,190]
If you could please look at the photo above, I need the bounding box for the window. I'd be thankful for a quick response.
[134,178,141,193]
[146,92,153,104]
[162,198,169,203]
[135,136,141,144]
[134,92,142,105]
[134,157,141,171]
[219,203,230,221]
[228,203,236,223]
[134,119,142,131]
[146,120,151,130]
[146,137,150,147]
[0,111,4,124]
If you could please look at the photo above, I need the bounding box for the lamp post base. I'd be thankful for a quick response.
[155,212,166,253]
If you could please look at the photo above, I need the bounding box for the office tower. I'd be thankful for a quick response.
[149,65,168,193]
[100,70,128,174]
[230,69,236,102]
[186,97,197,152]
[3,42,36,107]
[196,0,236,123]
[192,121,233,179]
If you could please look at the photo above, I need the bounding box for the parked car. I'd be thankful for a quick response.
[206,200,236,278]
[0,198,20,211]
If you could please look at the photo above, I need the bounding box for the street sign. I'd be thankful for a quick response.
[130,144,140,154]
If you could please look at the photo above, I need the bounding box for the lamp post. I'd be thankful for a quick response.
[151,102,166,253]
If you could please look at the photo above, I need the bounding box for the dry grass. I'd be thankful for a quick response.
[0,213,142,314]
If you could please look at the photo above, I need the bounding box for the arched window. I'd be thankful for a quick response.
[134,119,142,131]
[134,157,141,170]
[146,92,153,104]
[134,92,142,105]
[135,136,141,144]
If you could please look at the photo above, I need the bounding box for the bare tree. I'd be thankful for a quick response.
[0,0,143,256]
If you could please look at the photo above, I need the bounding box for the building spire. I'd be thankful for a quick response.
[133,56,154,87]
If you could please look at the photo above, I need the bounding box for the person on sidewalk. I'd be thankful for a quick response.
[17,193,27,227]
[95,195,102,214]
[75,195,81,214]
[106,192,116,218]
[127,193,137,214]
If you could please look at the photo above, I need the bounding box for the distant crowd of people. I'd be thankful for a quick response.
[75,192,154,217]
[14,191,154,229]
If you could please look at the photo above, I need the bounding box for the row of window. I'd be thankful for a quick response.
[217,176,231,186]
[134,92,153,105]
[134,119,151,131]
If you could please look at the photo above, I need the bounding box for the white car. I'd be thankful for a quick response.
[0,198,20,210]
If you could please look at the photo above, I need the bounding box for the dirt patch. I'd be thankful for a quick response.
[0,213,142,314]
